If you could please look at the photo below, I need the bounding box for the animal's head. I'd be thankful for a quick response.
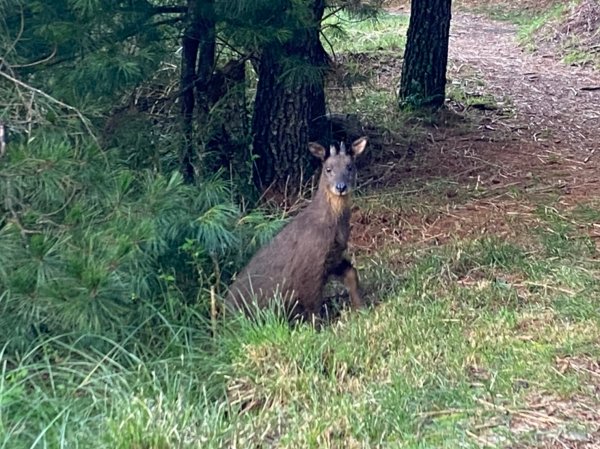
[308,136,368,198]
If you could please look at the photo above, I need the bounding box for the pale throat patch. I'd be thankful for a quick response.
[325,188,350,216]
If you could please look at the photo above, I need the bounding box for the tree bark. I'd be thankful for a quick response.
[399,0,452,110]
[180,0,215,183]
[194,1,216,119]
[251,0,328,193]
[206,58,248,172]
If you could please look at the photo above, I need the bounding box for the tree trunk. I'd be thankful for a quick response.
[194,1,216,121]
[180,0,215,183]
[206,58,249,173]
[251,0,328,193]
[399,0,452,110]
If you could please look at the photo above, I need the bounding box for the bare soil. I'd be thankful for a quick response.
[443,12,600,198]
[351,10,600,252]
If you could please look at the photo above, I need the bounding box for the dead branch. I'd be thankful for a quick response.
[0,69,98,144]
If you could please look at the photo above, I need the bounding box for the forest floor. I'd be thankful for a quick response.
[335,7,600,448]
[361,6,600,252]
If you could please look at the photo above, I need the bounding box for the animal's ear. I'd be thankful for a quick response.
[351,136,368,158]
[308,142,327,160]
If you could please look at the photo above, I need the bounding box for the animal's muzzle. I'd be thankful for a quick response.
[335,183,347,194]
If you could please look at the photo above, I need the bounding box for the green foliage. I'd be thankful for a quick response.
[0,0,172,109]
[4,220,598,448]
[323,11,408,54]
[0,134,286,349]
[2,8,600,449]
[220,0,384,51]
[516,3,568,45]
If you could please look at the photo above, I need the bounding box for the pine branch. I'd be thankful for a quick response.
[9,47,57,69]
[152,17,184,28]
[116,5,186,15]
[0,68,98,144]
[4,186,38,237]
[2,5,25,61]
[322,6,345,22]
[151,5,187,15]
[319,28,337,62]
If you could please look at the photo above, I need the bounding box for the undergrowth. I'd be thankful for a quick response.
[516,3,569,49]
[2,213,599,448]
[2,5,600,449]
[0,132,286,351]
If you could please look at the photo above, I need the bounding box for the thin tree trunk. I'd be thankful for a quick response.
[306,0,328,144]
[194,1,216,123]
[206,58,249,172]
[399,0,452,109]
[180,0,199,183]
[251,0,328,193]
[179,0,215,183]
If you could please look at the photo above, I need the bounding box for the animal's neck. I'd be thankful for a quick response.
[314,186,351,221]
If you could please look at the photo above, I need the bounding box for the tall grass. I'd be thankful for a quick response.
[3,218,599,448]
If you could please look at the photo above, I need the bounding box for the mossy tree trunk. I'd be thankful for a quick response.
[251,0,328,193]
[399,0,452,110]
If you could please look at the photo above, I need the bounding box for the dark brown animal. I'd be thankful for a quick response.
[226,136,368,321]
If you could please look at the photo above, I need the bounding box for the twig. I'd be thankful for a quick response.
[475,397,564,425]
[0,69,98,144]
[0,122,6,158]
[5,182,38,237]
[321,6,347,22]
[1,5,25,62]
[517,282,579,296]
[210,286,217,339]
[418,408,467,418]
[462,153,514,175]
[10,47,57,69]
[584,149,596,163]
[465,430,496,447]
[40,187,79,219]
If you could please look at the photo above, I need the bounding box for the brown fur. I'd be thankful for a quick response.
[225,137,368,321]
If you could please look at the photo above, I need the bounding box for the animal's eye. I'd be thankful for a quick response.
[326,167,333,174]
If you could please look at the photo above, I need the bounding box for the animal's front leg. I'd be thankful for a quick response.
[331,259,364,310]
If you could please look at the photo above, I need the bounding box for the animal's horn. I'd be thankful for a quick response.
[329,144,337,156]
[339,142,347,155]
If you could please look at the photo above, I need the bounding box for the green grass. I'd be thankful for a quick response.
[461,1,567,30]
[322,10,408,127]
[563,47,599,68]
[471,0,600,70]
[495,1,600,69]
[446,67,509,113]
[460,1,569,51]
[3,205,599,448]
[322,11,408,54]
[516,3,569,47]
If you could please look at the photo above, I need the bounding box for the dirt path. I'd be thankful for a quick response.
[447,12,600,197]
[355,10,600,251]
[447,16,600,448]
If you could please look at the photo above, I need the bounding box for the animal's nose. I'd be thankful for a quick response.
[336,182,347,193]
